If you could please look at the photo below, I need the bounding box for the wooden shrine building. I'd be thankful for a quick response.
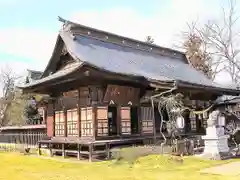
[18,17,240,159]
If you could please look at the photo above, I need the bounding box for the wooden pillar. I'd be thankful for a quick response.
[106,143,110,160]
[77,144,81,160]
[93,106,97,140]
[151,99,156,143]
[62,144,65,158]
[195,101,201,133]
[53,100,56,137]
[37,142,41,156]
[117,106,121,135]
[89,144,93,162]
[77,104,80,137]
[49,143,53,157]
[64,108,67,137]
[137,107,142,135]
[78,89,81,137]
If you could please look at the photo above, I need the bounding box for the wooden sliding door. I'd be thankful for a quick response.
[120,107,131,135]
[96,106,108,136]
[67,109,78,136]
[80,107,93,137]
[140,107,154,134]
[54,111,65,136]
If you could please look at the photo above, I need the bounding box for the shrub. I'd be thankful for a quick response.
[111,146,162,166]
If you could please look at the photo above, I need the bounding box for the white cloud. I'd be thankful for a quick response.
[70,0,220,49]
[0,28,58,72]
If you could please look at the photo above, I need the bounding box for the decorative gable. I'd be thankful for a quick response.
[55,53,75,71]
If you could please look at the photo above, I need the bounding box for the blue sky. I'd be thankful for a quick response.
[0,0,162,28]
[0,0,236,83]
[0,0,164,65]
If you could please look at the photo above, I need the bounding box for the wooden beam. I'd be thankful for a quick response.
[89,144,93,162]
[53,100,56,137]
[93,106,97,141]
[106,143,110,160]
[77,144,81,160]
[78,89,81,137]
[62,144,65,158]
[64,108,67,137]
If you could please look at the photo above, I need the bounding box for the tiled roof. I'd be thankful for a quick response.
[18,18,240,95]
[215,95,240,105]
[27,69,43,81]
[60,30,217,87]
[19,62,82,88]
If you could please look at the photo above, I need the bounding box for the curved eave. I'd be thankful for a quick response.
[58,16,188,63]
[41,35,64,78]
[17,62,83,90]
[176,80,240,96]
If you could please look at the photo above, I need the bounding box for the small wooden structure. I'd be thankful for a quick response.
[214,96,240,150]
[0,125,47,149]
[18,17,240,160]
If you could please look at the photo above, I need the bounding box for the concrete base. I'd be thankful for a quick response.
[200,127,231,160]
[198,151,232,160]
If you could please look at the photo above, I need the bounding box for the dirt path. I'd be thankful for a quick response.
[200,161,240,176]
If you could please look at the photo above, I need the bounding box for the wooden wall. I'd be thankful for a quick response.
[46,103,54,137]
[104,85,140,105]
[44,77,216,140]
[47,104,156,138]
[140,107,154,134]
[46,84,155,139]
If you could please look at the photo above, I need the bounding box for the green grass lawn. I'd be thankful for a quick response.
[0,152,239,180]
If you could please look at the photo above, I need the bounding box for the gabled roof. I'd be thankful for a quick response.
[24,62,82,87]
[60,29,215,86]
[26,69,43,82]
[18,17,240,95]
[215,95,240,105]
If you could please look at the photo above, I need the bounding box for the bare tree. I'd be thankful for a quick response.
[182,0,240,83]
[0,66,18,126]
[145,36,154,44]
[203,0,240,83]
[181,22,213,79]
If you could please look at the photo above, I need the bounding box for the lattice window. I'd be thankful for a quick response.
[196,113,208,130]
[189,112,196,131]
[235,111,240,118]
[38,108,45,121]
[67,109,78,136]
[121,107,131,135]
[81,107,93,136]
[96,107,108,136]
[55,111,65,136]
[140,107,154,134]
[202,112,208,128]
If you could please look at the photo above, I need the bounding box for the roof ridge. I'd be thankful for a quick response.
[58,16,186,60]
[27,69,43,74]
[63,30,182,60]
